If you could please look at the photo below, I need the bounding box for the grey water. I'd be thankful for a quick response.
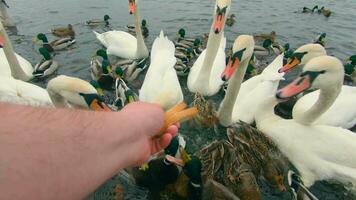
[5,0,356,199]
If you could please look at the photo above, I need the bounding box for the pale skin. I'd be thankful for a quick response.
[0,102,178,200]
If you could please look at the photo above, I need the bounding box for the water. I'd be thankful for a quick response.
[4,0,356,199]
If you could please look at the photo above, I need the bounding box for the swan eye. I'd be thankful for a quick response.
[300,70,326,83]
[291,52,308,62]
[232,48,247,61]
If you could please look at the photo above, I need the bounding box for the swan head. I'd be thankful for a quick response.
[221,35,254,81]
[213,0,231,34]
[279,43,326,73]
[128,0,137,15]
[276,56,343,100]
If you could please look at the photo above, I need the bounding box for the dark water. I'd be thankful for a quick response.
[5,0,356,199]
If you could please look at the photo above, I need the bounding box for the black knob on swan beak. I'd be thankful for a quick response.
[215,29,220,34]
[222,76,227,82]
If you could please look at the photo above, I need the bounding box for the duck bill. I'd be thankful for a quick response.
[276,76,312,99]
[221,57,240,81]
[279,58,300,73]
[97,88,104,96]
[179,146,191,164]
[128,96,135,103]
[213,14,225,34]
[129,2,135,14]
[166,155,184,167]
[89,99,111,112]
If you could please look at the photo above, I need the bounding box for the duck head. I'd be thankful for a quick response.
[141,19,147,27]
[95,49,108,60]
[178,28,186,38]
[114,67,124,79]
[276,56,343,100]
[349,55,356,64]
[101,60,112,74]
[125,90,136,104]
[279,43,326,73]
[90,80,104,96]
[213,0,231,34]
[128,0,136,14]
[104,14,111,21]
[221,35,255,81]
[36,33,49,43]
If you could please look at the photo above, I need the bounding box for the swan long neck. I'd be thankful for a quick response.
[294,85,341,125]
[194,30,222,86]
[0,21,30,81]
[218,58,249,126]
[134,3,148,59]
[255,96,280,125]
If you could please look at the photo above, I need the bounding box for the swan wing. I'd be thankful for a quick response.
[0,50,34,78]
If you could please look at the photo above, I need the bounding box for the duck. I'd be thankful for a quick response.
[344,55,356,77]
[254,39,283,57]
[0,21,34,81]
[32,47,59,78]
[225,14,236,26]
[90,49,109,80]
[47,75,111,111]
[35,33,76,52]
[318,6,332,17]
[113,78,138,109]
[255,56,356,187]
[99,63,124,91]
[139,31,183,110]
[89,80,104,97]
[313,32,326,47]
[280,43,356,129]
[254,31,276,43]
[51,24,75,38]
[86,14,111,26]
[93,0,149,60]
[302,5,319,13]
[127,135,186,198]
[218,35,286,126]
[127,19,149,38]
[0,0,15,27]
[288,170,319,200]
[123,57,149,82]
[176,28,197,44]
[187,0,231,96]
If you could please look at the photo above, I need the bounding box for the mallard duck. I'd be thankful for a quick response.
[176,28,196,43]
[51,24,75,38]
[0,0,15,27]
[113,78,138,109]
[288,171,319,200]
[97,63,124,91]
[36,33,76,52]
[127,19,149,38]
[254,39,283,56]
[225,14,236,26]
[254,31,276,43]
[89,80,104,97]
[124,57,149,82]
[344,55,356,77]
[47,75,111,111]
[313,32,326,47]
[90,49,109,80]
[302,5,319,13]
[318,6,332,17]
[32,47,59,78]
[86,14,111,26]
[126,136,186,198]
[1,21,34,81]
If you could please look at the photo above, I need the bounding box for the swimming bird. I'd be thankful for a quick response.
[0,21,33,81]
[32,47,59,78]
[51,24,75,38]
[254,38,283,56]
[86,14,111,26]
[0,0,15,27]
[254,31,276,43]
[187,0,231,96]
[256,56,356,187]
[313,32,326,47]
[90,49,110,80]
[47,75,111,111]
[318,6,332,17]
[302,5,319,13]
[139,31,183,110]
[93,0,149,60]
[280,43,356,129]
[36,33,76,52]
[225,14,236,26]
[127,19,149,38]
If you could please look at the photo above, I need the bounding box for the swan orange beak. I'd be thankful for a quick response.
[276,76,311,99]
[0,35,4,48]
[213,14,225,34]
[279,58,300,73]
[129,2,135,14]
[90,99,112,112]
[221,56,240,81]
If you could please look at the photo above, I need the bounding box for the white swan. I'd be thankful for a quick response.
[47,75,110,111]
[0,20,33,81]
[139,31,183,110]
[255,56,356,187]
[93,0,148,60]
[280,43,356,129]
[187,0,231,96]
[0,0,15,27]
[217,35,286,126]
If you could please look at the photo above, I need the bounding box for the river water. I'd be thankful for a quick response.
[5,0,356,199]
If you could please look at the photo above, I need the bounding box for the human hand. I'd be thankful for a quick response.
[119,102,179,167]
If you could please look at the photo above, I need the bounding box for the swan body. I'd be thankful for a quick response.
[281,43,356,129]
[187,0,231,96]
[0,49,33,78]
[256,56,356,187]
[139,31,183,110]
[93,0,148,60]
